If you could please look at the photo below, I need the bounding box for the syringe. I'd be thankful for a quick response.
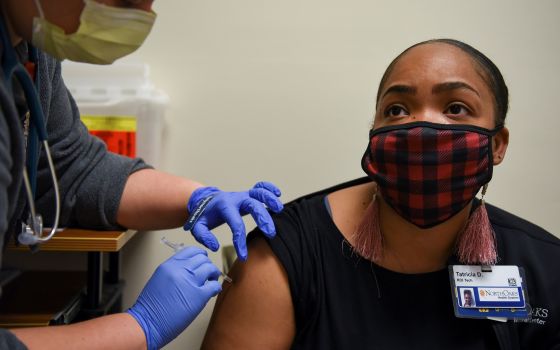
[160,237,233,283]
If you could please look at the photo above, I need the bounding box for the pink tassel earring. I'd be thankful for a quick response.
[352,195,383,263]
[456,184,498,265]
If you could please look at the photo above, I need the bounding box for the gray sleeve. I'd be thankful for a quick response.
[0,107,12,242]
[0,329,27,350]
[0,115,27,350]
[0,76,25,249]
[34,53,152,230]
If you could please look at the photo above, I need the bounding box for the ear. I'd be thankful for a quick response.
[492,127,509,165]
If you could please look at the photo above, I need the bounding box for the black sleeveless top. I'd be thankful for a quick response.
[249,178,560,349]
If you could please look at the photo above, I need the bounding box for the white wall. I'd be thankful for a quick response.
[117,0,560,348]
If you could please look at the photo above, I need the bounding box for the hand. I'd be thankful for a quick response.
[184,181,283,261]
[127,247,222,350]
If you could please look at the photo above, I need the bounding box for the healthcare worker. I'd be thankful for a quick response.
[0,0,283,349]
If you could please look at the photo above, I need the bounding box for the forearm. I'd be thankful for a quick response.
[117,168,203,230]
[11,313,146,350]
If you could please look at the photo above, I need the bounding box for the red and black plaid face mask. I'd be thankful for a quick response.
[361,121,503,228]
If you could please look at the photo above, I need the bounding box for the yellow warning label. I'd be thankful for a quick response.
[81,115,137,132]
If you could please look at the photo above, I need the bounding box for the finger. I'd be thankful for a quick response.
[241,198,276,238]
[221,206,248,261]
[248,188,284,213]
[191,222,220,251]
[253,181,282,197]
[175,252,210,271]
[192,261,222,286]
[201,280,223,298]
[234,234,248,262]
[171,246,208,260]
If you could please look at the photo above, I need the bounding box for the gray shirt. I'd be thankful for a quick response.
[0,40,150,348]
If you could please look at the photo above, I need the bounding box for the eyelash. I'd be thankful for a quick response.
[383,104,409,117]
[382,102,473,118]
[444,103,472,116]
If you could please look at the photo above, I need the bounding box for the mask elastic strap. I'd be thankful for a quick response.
[32,0,45,19]
[492,124,505,135]
[31,0,46,49]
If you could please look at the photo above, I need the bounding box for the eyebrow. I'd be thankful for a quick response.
[380,81,480,101]
[432,81,480,97]
[380,85,417,99]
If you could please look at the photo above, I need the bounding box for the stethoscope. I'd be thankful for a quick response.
[0,17,60,245]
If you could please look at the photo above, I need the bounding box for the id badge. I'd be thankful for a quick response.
[449,265,532,321]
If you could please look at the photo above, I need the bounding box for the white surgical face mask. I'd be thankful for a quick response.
[31,0,156,64]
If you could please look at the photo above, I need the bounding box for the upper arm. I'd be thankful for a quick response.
[202,236,295,350]
[36,55,149,229]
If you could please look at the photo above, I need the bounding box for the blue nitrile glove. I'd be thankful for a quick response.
[127,246,222,350]
[184,181,283,261]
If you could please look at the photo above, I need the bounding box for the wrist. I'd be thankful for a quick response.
[126,308,157,350]
[187,186,220,213]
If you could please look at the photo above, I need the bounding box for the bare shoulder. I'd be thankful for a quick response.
[201,236,295,350]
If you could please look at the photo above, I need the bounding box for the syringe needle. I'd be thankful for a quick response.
[160,237,233,283]
[160,236,180,251]
[222,273,233,283]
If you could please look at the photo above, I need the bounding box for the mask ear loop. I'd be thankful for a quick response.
[32,0,45,18]
[31,0,46,48]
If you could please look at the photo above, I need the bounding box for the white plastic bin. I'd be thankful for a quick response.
[61,62,168,168]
